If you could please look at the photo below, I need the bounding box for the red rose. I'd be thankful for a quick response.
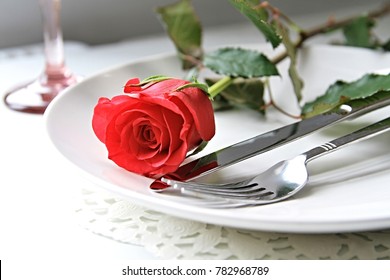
[92,78,215,177]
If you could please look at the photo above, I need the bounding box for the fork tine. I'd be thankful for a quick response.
[172,181,277,199]
[158,177,285,206]
[187,187,274,198]
[161,177,249,190]
[162,177,261,193]
[162,177,279,199]
[165,178,253,193]
[163,177,278,199]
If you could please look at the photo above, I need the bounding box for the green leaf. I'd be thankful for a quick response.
[204,47,279,78]
[228,0,282,48]
[342,16,375,48]
[156,0,203,69]
[302,73,390,118]
[382,38,390,51]
[206,77,265,113]
[273,20,304,102]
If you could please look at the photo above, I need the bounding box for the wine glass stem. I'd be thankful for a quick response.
[3,0,79,114]
[39,0,66,77]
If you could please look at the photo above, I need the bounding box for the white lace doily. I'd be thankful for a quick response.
[73,186,390,260]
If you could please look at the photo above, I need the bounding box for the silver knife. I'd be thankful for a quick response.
[150,92,390,189]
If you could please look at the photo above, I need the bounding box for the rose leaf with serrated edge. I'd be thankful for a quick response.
[156,0,203,69]
[343,16,376,48]
[302,73,390,118]
[204,47,279,78]
[228,0,282,48]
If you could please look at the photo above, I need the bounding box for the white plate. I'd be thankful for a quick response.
[45,45,390,233]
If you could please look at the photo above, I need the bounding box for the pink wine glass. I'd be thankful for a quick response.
[4,0,80,114]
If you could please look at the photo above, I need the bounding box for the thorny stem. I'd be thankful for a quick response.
[179,53,203,70]
[271,2,390,64]
[266,2,390,117]
[180,2,390,117]
[260,1,303,33]
[262,79,302,119]
[183,3,390,69]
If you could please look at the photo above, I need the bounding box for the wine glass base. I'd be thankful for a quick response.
[4,74,79,114]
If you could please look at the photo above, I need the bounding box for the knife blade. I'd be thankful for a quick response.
[151,92,390,189]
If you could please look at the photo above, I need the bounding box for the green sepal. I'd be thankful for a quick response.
[186,141,209,158]
[175,82,210,95]
[138,75,173,85]
[382,38,390,51]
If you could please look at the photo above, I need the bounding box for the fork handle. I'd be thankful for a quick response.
[304,116,390,162]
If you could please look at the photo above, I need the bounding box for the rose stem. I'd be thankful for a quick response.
[207,3,389,100]
[208,76,234,99]
[272,2,390,64]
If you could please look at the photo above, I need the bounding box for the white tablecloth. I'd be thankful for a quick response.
[1,9,390,263]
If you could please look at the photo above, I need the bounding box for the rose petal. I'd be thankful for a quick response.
[92,97,113,143]
[114,109,167,160]
[123,78,142,93]
[171,88,215,141]
[92,95,142,143]
[93,78,216,177]
[147,108,187,167]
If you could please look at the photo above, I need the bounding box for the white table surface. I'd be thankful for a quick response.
[1,5,390,263]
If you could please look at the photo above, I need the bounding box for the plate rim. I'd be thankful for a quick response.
[44,44,390,233]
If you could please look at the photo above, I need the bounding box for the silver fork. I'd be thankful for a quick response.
[155,116,390,207]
